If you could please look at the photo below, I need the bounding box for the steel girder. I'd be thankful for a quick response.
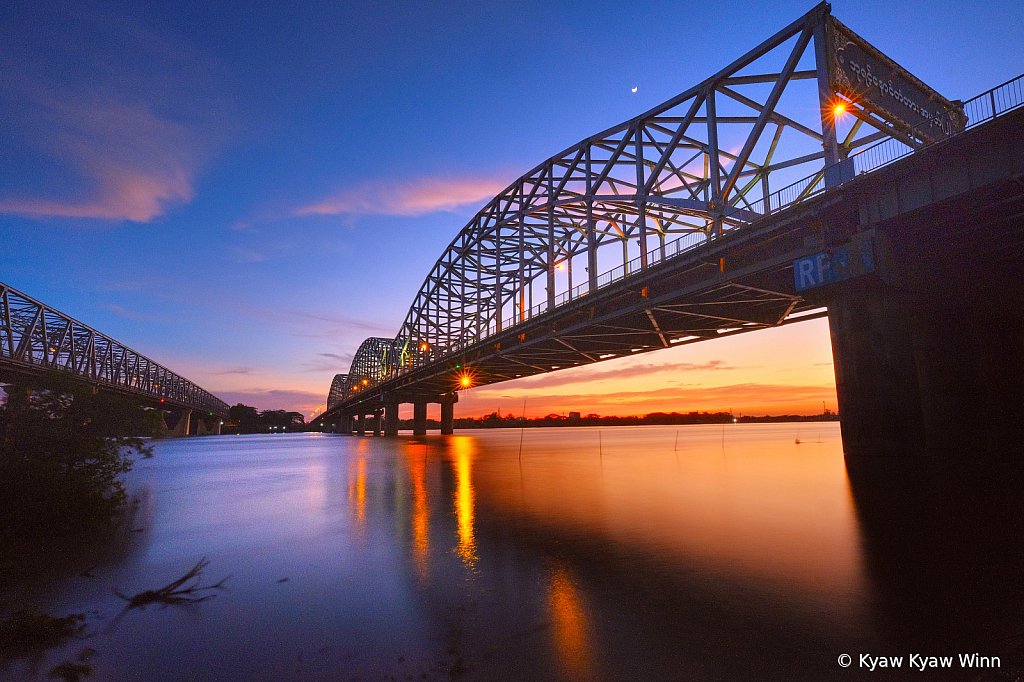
[327,2,958,410]
[0,281,229,417]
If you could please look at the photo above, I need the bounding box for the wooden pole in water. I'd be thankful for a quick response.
[518,398,526,460]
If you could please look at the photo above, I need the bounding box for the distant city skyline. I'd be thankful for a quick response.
[2,0,1020,418]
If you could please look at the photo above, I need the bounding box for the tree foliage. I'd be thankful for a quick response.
[0,380,149,550]
[226,403,305,432]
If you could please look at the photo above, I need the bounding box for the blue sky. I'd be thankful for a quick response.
[2,0,1021,417]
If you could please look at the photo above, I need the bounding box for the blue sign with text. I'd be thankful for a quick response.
[794,238,875,292]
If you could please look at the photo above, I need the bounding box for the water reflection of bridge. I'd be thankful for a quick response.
[318,3,1024,455]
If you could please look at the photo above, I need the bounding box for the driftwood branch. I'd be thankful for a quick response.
[114,558,230,610]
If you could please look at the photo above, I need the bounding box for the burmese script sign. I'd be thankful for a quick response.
[827,17,967,143]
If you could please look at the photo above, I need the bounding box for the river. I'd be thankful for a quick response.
[2,424,1022,681]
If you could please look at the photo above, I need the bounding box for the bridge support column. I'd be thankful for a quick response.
[372,410,382,436]
[413,401,427,436]
[440,397,455,435]
[829,284,925,455]
[829,277,1024,456]
[0,383,32,411]
[384,401,399,436]
[356,414,366,436]
[339,415,351,434]
[168,409,192,438]
[196,418,210,436]
[909,302,1024,454]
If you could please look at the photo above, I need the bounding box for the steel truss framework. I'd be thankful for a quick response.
[333,338,400,403]
[328,2,968,411]
[0,282,229,417]
[327,374,349,410]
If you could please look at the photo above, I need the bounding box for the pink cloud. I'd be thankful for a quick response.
[101,302,163,323]
[294,175,509,217]
[0,96,203,223]
[508,360,745,390]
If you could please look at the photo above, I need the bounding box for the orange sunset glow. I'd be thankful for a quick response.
[443,317,837,419]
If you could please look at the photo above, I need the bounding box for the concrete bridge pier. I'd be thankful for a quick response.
[828,284,926,455]
[910,302,1024,454]
[440,394,456,435]
[413,401,428,436]
[356,414,366,436]
[372,410,382,436]
[192,415,221,436]
[0,383,32,411]
[828,234,1024,457]
[384,401,399,436]
[168,409,192,437]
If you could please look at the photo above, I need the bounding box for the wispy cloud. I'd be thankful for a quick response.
[0,90,205,223]
[294,175,509,218]
[318,353,350,362]
[303,353,353,373]
[216,366,256,375]
[101,302,162,322]
[509,360,744,390]
[0,4,229,224]
[227,246,266,263]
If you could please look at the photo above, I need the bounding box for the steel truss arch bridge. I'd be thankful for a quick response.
[319,2,1024,450]
[1,281,230,423]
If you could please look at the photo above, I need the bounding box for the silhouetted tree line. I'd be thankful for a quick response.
[225,404,306,433]
[437,409,838,429]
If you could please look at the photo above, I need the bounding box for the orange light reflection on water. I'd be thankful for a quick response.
[348,442,368,532]
[407,448,430,579]
[548,562,596,681]
[473,423,867,628]
[451,437,477,568]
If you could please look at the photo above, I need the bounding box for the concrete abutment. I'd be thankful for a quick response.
[827,222,1024,457]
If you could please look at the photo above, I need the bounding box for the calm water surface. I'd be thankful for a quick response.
[3,424,1023,681]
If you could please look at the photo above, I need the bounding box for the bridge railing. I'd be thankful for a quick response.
[848,73,1024,178]
[745,73,1024,221]
[0,282,230,417]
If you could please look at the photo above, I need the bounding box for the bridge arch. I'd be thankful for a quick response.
[388,2,958,374]
[343,337,400,398]
[326,373,348,411]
